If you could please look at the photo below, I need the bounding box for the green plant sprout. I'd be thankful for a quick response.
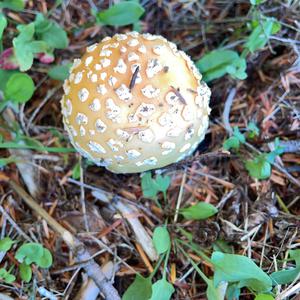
[0,237,53,284]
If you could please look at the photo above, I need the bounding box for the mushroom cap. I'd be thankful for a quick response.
[61,32,211,173]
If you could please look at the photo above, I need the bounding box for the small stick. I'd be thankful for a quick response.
[129,66,140,91]
[171,86,187,105]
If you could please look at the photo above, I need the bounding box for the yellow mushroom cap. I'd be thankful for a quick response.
[61,32,211,173]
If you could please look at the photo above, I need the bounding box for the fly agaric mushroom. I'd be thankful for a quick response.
[61,32,211,173]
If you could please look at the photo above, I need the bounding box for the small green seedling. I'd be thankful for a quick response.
[123,227,174,300]
[141,172,171,201]
[247,122,260,139]
[180,202,218,220]
[0,268,16,284]
[245,138,284,180]
[94,1,145,26]
[223,126,246,151]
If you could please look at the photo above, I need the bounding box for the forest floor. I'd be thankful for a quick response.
[0,1,299,299]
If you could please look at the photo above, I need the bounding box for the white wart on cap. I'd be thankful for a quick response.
[61,32,211,173]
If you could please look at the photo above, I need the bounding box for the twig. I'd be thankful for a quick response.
[9,180,121,300]
[0,205,32,242]
[26,84,62,131]
[92,190,158,261]
[222,88,237,134]
[278,140,300,153]
[173,170,187,223]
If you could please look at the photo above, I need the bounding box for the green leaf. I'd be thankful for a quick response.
[48,63,71,81]
[255,294,274,300]
[245,155,271,180]
[211,251,272,292]
[36,248,53,268]
[42,22,68,49]
[250,0,263,5]
[0,13,7,40]
[4,73,35,103]
[34,14,68,49]
[3,272,16,283]
[149,278,175,300]
[13,23,48,71]
[19,262,32,283]
[15,243,44,265]
[96,1,145,26]
[122,274,152,300]
[233,126,246,143]
[141,172,170,199]
[270,250,300,285]
[0,0,25,11]
[180,202,218,220]
[72,162,81,179]
[223,136,240,150]
[153,226,171,254]
[223,136,240,151]
[290,249,300,266]
[0,237,14,252]
[245,18,281,53]
[0,70,17,91]
[196,50,247,82]
[0,268,16,284]
[247,122,260,138]
[223,127,246,151]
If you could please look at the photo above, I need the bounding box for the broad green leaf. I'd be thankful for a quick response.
[122,274,152,300]
[19,262,32,283]
[180,202,218,220]
[270,249,300,285]
[13,23,48,71]
[290,249,300,266]
[0,0,25,11]
[34,14,68,49]
[149,278,174,300]
[0,13,7,39]
[4,73,35,103]
[141,172,170,199]
[196,50,247,82]
[0,70,17,91]
[0,268,16,284]
[33,13,53,33]
[48,63,71,81]
[153,226,170,254]
[72,162,81,179]
[0,237,14,252]
[36,248,53,268]
[15,243,44,265]
[270,268,299,285]
[223,136,240,150]
[245,155,271,180]
[211,251,272,292]
[255,294,274,300]
[96,1,145,26]
[3,272,16,283]
[223,126,246,151]
[40,24,68,49]
[245,18,281,53]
